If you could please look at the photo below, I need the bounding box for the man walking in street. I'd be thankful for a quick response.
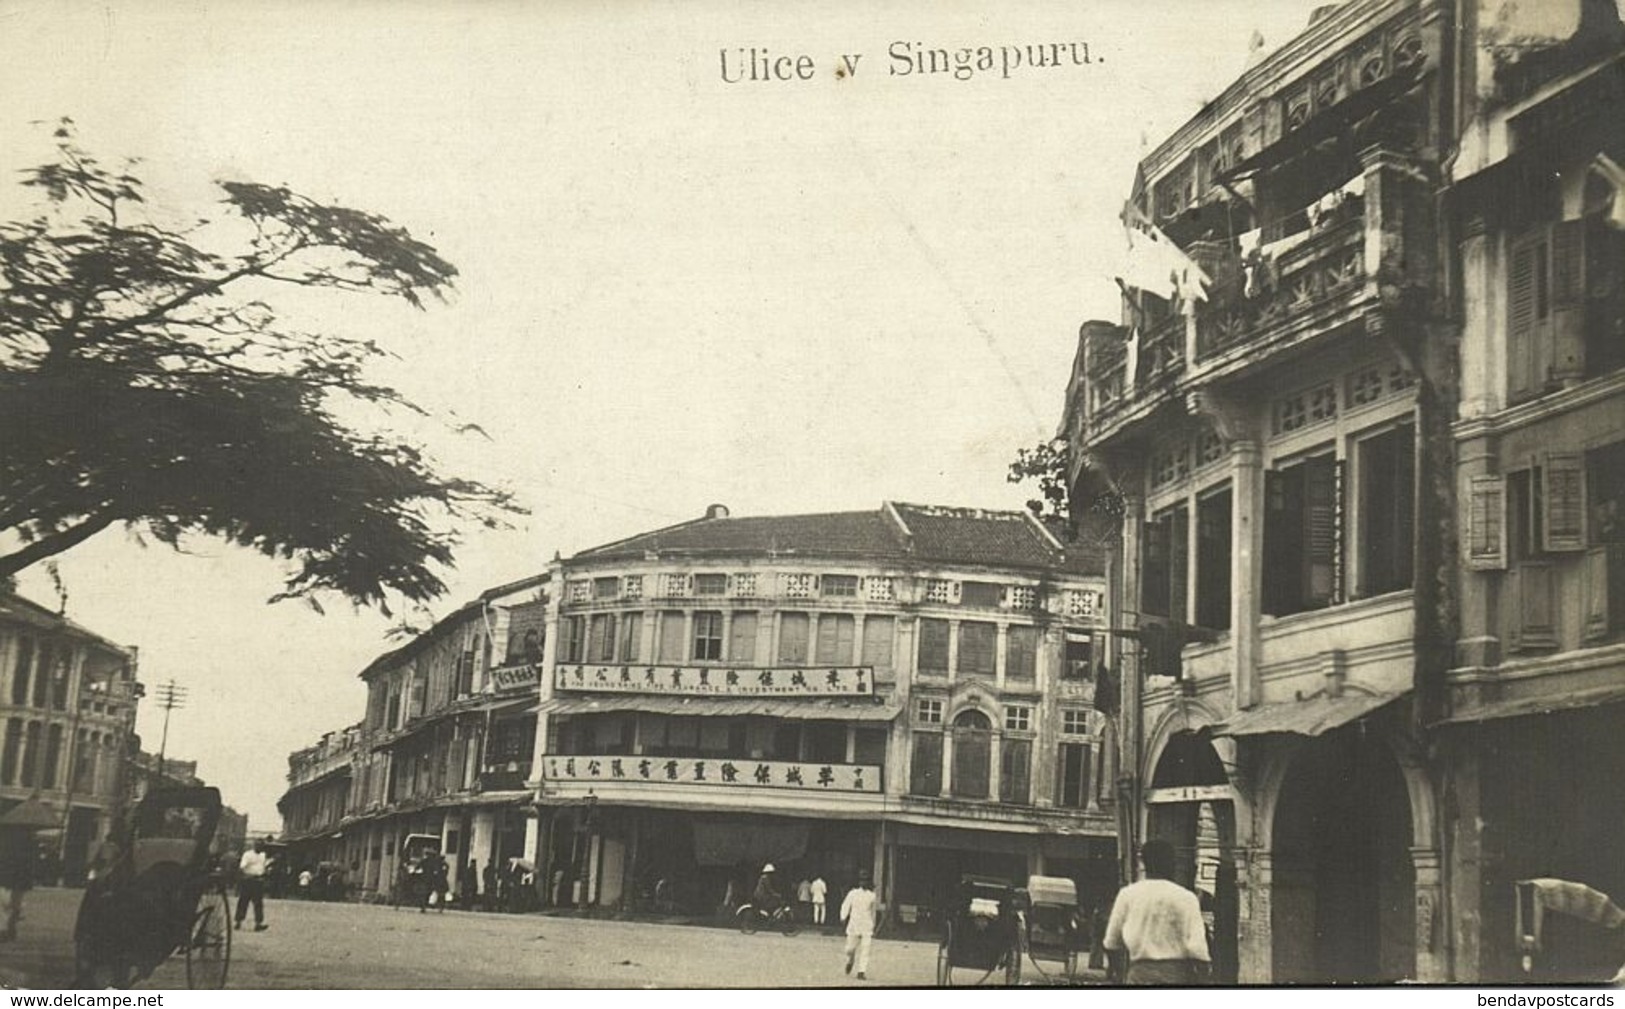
[235,837,272,931]
[1103,838,1210,985]
[840,872,878,981]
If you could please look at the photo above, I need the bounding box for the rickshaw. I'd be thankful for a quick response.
[1515,878,1625,982]
[393,833,443,909]
[72,785,231,989]
[935,874,1024,986]
[1022,875,1088,981]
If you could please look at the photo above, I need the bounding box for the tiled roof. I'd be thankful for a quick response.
[0,592,130,654]
[572,503,1105,576]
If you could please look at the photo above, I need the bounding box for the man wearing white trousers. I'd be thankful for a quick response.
[841,873,878,981]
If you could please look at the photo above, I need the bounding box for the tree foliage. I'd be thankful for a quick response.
[0,121,522,612]
[1007,438,1124,548]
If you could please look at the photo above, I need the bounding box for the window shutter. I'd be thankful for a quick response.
[999,738,1031,804]
[1306,456,1339,606]
[910,732,942,796]
[1508,240,1538,396]
[1541,452,1587,552]
[1552,219,1587,377]
[1583,547,1610,641]
[1170,506,1190,625]
[1466,475,1508,570]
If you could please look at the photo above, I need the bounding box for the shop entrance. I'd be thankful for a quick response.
[1270,726,1414,983]
[1145,731,1240,983]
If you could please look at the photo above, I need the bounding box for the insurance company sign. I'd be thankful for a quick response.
[543,755,882,793]
[554,663,872,696]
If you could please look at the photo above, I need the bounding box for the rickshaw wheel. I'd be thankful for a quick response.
[935,922,953,986]
[1064,949,1080,980]
[1004,944,1023,986]
[185,888,231,989]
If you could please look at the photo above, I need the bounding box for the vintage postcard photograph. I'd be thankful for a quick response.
[1,0,1623,992]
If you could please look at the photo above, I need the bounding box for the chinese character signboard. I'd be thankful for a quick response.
[490,663,540,692]
[542,755,881,793]
[554,664,872,696]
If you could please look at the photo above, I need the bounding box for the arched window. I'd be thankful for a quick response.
[951,709,993,799]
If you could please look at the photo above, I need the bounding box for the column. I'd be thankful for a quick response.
[1412,846,1447,982]
[639,608,657,663]
[940,729,953,797]
[1231,439,1264,710]
[1239,849,1273,983]
[994,624,1008,689]
[945,619,960,684]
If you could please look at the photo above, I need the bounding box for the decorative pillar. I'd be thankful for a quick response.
[994,624,1008,688]
[1412,846,1446,982]
[1240,849,1274,983]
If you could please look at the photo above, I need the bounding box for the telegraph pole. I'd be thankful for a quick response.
[154,679,187,780]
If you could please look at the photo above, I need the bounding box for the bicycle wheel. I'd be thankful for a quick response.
[779,910,799,936]
[185,888,231,989]
[736,905,759,935]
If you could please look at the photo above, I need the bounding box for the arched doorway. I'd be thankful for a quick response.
[950,709,991,799]
[1145,730,1240,983]
[1269,728,1414,983]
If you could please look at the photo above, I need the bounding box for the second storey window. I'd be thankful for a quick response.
[1264,451,1340,616]
[559,616,585,664]
[918,618,949,676]
[1196,486,1233,631]
[729,613,758,664]
[778,612,810,664]
[658,612,686,663]
[1005,625,1037,682]
[619,613,642,663]
[693,611,724,661]
[861,616,895,673]
[1358,423,1416,597]
[587,614,617,663]
[815,614,855,664]
[958,622,996,682]
[1142,504,1189,622]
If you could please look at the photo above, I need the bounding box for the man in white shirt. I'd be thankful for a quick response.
[809,875,828,926]
[235,838,272,931]
[839,873,878,981]
[1104,839,1210,984]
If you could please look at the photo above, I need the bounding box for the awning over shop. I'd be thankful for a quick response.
[1213,691,1402,738]
[1434,681,1625,726]
[532,694,902,721]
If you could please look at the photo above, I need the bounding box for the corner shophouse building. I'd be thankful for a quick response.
[530,503,1115,919]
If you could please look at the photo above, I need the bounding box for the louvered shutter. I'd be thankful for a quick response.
[1306,456,1339,606]
[1541,452,1587,552]
[1170,506,1190,624]
[1466,475,1508,570]
[1552,219,1587,377]
[1508,240,1538,397]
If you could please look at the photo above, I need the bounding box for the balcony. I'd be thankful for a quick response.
[479,760,533,793]
[1195,210,1367,365]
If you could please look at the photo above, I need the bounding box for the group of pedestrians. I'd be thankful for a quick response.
[747,864,877,981]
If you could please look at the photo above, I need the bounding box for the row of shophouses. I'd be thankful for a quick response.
[0,592,237,880]
[279,0,1625,984]
[277,505,1118,926]
[1057,0,1625,986]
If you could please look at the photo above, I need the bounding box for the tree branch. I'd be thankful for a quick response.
[0,511,119,581]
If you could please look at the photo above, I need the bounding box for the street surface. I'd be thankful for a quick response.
[0,887,1097,988]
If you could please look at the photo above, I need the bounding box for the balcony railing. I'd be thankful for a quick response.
[479,760,533,792]
[541,754,881,794]
[1195,211,1365,363]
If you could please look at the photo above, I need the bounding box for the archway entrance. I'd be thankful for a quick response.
[1145,731,1239,983]
[1269,727,1414,983]
[950,710,991,799]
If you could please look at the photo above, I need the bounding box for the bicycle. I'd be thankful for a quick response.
[736,902,799,936]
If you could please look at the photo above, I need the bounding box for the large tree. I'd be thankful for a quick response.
[0,121,521,612]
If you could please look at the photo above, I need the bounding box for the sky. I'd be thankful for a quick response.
[0,0,1331,831]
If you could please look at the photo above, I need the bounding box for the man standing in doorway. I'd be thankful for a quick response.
[1103,838,1210,984]
[236,837,272,931]
[810,873,828,928]
[840,872,878,981]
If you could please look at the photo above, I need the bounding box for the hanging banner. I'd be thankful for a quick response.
[554,663,871,696]
[542,755,881,793]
